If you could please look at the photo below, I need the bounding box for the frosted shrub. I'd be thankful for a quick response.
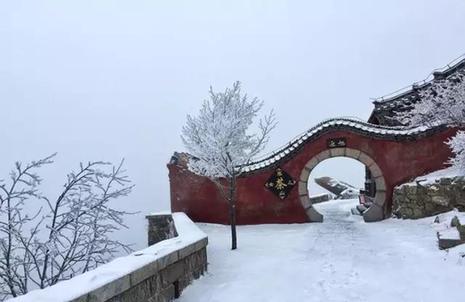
[396,72,465,170]
[447,131,465,170]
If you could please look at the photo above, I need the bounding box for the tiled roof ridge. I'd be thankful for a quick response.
[373,54,465,104]
[242,117,446,173]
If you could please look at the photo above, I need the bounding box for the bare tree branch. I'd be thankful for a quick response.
[0,155,134,300]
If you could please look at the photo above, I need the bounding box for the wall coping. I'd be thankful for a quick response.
[9,213,207,302]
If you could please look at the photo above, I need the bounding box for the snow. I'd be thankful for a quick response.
[148,210,173,216]
[402,166,465,187]
[431,209,465,241]
[245,117,443,172]
[178,199,465,302]
[8,213,206,302]
[438,228,461,240]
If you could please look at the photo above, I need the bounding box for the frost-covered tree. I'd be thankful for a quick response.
[182,81,276,250]
[0,154,134,300]
[447,131,465,170]
[396,72,465,170]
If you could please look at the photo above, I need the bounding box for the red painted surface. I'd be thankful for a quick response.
[169,127,459,225]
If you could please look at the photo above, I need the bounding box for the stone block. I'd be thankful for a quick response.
[146,214,178,246]
[345,148,361,159]
[158,251,179,271]
[304,158,319,171]
[306,206,323,222]
[438,238,465,250]
[150,284,175,302]
[193,237,208,253]
[316,150,330,162]
[363,204,384,222]
[374,191,386,206]
[178,242,198,259]
[369,164,383,178]
[358,152,374,167]
[329,148,345,157]
[452,216,462,227]
[431,195,449,206]
[299,167,311,182]
[298,181,308,196]
[439,178,453,185]
[309,193,332,205]
[375,177,386,191]
[87,275,131,302]
[160,261,184,286]
[131,260,160,286]
[300,195,312,209]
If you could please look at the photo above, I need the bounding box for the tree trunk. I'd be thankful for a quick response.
[228,176,237,250]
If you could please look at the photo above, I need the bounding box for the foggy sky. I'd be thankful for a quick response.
[2,0,465,249]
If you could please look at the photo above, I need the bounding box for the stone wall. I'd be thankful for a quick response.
[70,213,207,302]
[10,213,208,302]
[99,245,207,302]
[393,177,465,219]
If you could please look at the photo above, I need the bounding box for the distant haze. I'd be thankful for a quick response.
[1,0,465,249]
[309,158,365,196]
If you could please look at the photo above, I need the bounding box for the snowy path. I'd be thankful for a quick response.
[178,199,465,302]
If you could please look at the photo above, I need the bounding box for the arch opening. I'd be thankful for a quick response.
[307,157,365,220]
[298,148,387,223]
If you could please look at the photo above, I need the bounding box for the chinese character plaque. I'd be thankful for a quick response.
[264,168,296,200]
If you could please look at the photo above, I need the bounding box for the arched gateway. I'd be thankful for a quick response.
[297,147,387,223]
[168,118,459,224]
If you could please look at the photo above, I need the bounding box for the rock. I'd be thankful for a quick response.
[314,177,360,200]
[356,204,368,213]
[434,216,440,223]
[393,176,465,219]
[309,193,333,204]
[451,216,461,227]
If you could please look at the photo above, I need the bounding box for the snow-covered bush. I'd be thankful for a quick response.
[396,72,465,170]
[397,72,465,127]
[447,131,465,170]
[0,155,134,301]
[182,81,276,249]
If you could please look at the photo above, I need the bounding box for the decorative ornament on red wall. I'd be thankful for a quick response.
[264,168,296,200]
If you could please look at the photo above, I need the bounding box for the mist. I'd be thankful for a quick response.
[1,0,465,249]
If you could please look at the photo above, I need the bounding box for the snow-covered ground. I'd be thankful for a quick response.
[179,199,465,302]
[402,166,465,187]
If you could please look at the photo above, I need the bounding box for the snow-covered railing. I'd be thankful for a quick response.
[242,117,446,173]
[8,213,208,302]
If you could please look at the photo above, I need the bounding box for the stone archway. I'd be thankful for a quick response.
[297,148,387,223]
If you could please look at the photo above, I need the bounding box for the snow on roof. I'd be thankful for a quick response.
[373,54,465,105]
[242,117,445,173]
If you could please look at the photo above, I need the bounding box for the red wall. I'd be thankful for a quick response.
[169,127,459,225]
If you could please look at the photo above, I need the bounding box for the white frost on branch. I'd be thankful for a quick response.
[396,72,465,127]
[396,71,465,170]
[447,131,465,170]
[181,81,276,250]
[0,155,134,301]
[181,81,277,179]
